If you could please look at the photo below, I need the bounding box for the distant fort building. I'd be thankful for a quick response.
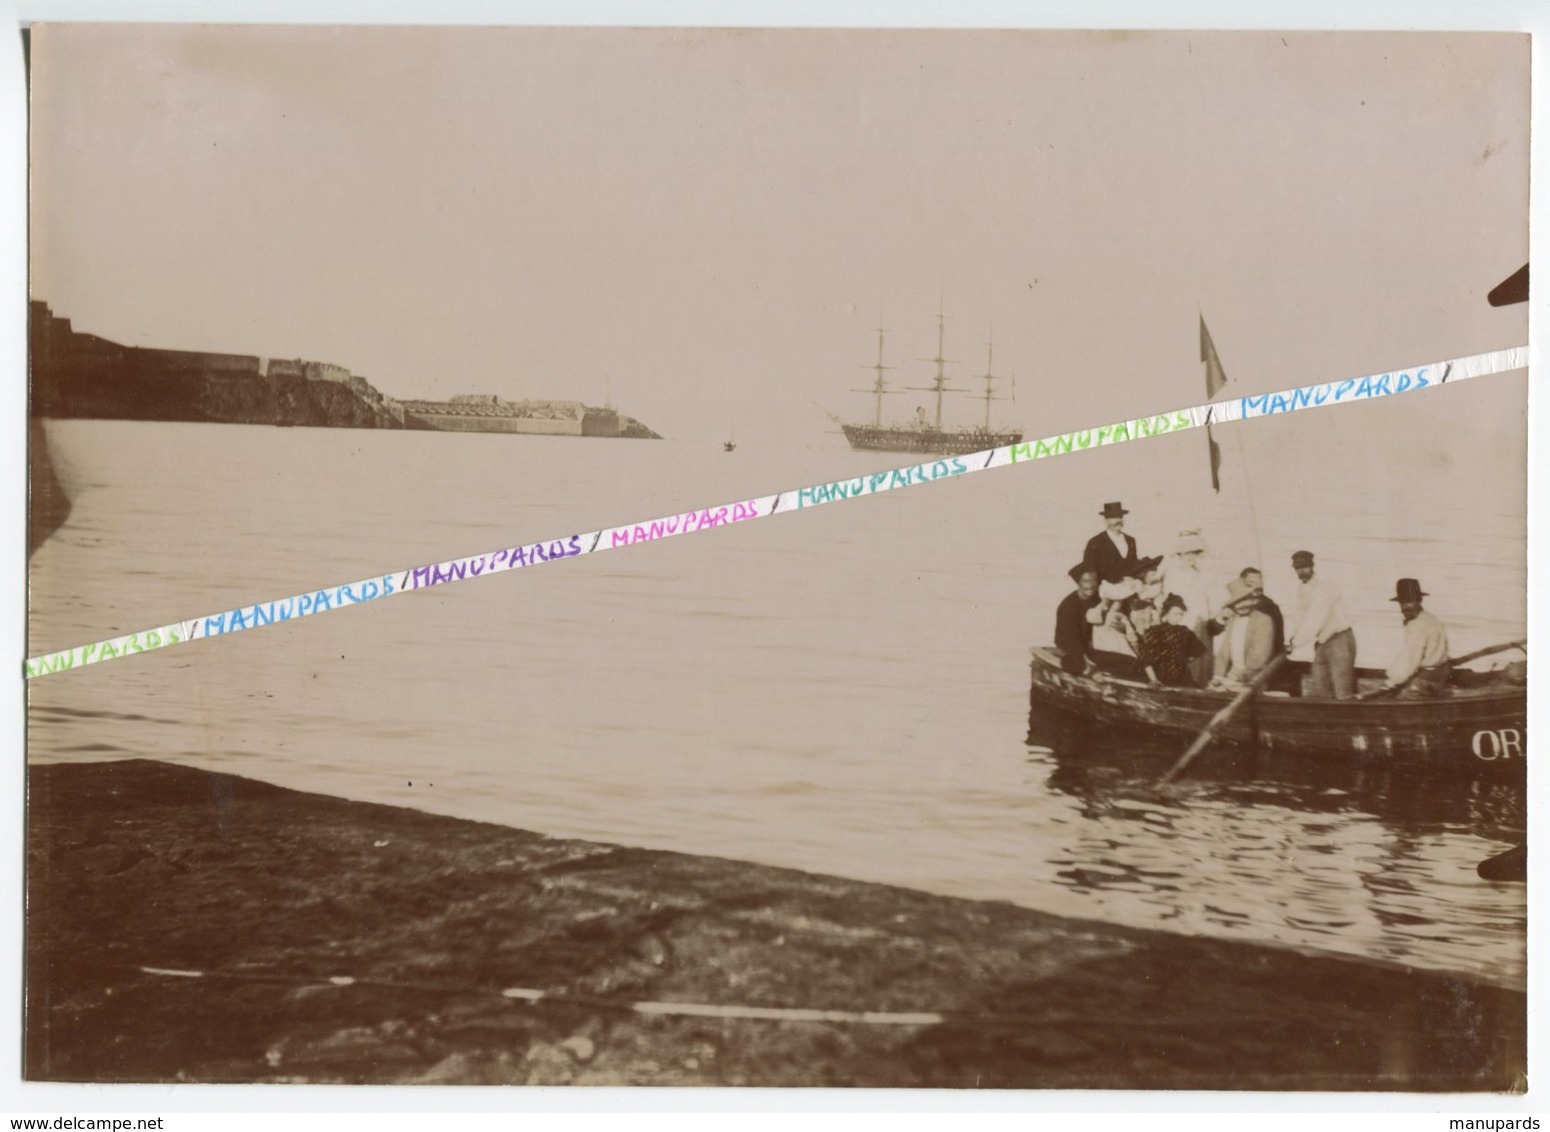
[400,394,639,438]
[263,358,303,380]
[379,394,406,425]
[304,361,352,385]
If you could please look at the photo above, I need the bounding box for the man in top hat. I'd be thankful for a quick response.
[1054,562,1103,676]
[1083,502,1140,598]
[1380,578,1451,698]
[1285,550,1357,699]
[1212,576,1278,688]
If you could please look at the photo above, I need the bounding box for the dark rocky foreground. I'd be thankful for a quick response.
[26,759,1526,1090]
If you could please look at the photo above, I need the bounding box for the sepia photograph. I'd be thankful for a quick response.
[19,15,1533,1102]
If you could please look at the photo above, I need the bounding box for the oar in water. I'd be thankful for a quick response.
[1159,653,1287,786]
[1449,639,1526,668]
[1356,638,1527,701]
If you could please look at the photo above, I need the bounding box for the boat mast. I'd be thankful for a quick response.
[909,294,965,432]
[976,333,1013,429]
[850,316,896,427]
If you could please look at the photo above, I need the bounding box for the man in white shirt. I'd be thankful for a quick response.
[1381,578,1450,698]
[1285,549,1357,699]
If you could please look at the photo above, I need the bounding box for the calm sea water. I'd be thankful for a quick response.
[27,417,1527,988]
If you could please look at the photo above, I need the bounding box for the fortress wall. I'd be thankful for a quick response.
[581,408,621,437]
[130,347,261,377]
[408,412,584,436]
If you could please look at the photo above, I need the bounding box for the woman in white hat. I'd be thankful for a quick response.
[1160,529,1216,685]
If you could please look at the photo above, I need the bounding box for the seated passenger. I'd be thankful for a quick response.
[1137,594,1209,687]
[1126,556,1166,635]
[1054,563,1102,676]
[1161,530,1216,685]
[1091,602,1148,683]
[1211,577,1277,688]
[1095,556,1167,648]
[1206,567,1285,653]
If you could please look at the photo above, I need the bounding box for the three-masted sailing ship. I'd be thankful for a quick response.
[839,303,1023,455]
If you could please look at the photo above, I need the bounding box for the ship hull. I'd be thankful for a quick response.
[841,423,1023,456]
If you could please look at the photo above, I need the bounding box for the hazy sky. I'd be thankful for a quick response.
[29,25,1528,445]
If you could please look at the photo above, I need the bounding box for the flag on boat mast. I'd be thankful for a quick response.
[1200,315,1227,492]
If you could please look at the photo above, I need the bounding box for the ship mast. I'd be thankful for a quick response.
[850,317,897,427]
[909,295,966,432]
[976,333,1013,429]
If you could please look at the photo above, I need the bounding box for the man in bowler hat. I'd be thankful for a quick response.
[1380,578,1451,698]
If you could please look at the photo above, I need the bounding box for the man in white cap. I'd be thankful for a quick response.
[1285,550,1357,699]
[1380,578,1450,698]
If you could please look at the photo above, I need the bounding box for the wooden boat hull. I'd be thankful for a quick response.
[1028,646,1526,770]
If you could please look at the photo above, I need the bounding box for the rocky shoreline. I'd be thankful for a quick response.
[29,302,661,437]
[27,417,71,556]
[25,759,1526,1090]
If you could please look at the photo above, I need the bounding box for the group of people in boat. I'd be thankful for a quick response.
[1053,501,1452,700]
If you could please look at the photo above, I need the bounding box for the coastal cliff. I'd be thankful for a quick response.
[40,364,418,430]
[30,302,409,430]
[28,302,657,437]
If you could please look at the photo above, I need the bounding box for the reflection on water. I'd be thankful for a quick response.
[1026,712,1526,987]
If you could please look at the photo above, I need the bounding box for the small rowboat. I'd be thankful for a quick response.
[1027,646,1526,770]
